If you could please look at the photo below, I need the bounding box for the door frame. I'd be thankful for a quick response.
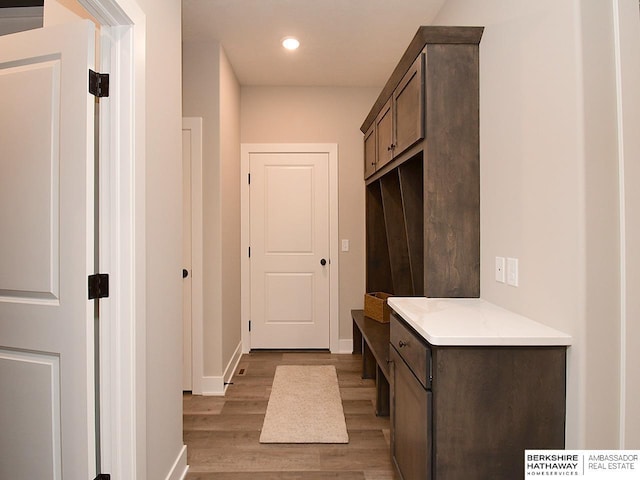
[78,1,146,478]
[241,143,340,353]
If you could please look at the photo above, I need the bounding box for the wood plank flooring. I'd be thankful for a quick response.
[184,351,399,479]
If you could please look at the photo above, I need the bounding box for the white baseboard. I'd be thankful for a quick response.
[164,444,188,480]
[224,340,243,386]
[339,338,354,354]
[201,341,243,396]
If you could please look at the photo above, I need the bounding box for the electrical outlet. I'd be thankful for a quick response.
[507,257,519,287]
[495,257,506,283]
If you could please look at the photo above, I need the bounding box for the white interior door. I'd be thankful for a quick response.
[182,124,193,391]
[0,21,96,479]
[249,151,330,349]
[182,117,204,393]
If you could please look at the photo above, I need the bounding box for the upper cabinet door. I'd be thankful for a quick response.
[375,98,394,171]
[393,53,425,157]
[364,123,377,179]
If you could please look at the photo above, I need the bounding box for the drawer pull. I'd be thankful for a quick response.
[398,340,408,348]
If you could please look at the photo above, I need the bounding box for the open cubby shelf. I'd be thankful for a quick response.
[367,153,424,296]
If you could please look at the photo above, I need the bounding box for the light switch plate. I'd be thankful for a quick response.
[341,239,349,252]
[495,257,506,283]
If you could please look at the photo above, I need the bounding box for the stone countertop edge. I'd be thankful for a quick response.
[387,297,573,347]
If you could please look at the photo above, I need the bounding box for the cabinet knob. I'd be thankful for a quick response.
[398,340,408,348]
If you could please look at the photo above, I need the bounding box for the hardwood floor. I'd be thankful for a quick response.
[184,351,399,479]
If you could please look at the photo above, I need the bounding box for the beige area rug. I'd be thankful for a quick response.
[259,365,349,444]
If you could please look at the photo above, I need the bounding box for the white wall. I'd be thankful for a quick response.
[433,0,640,448]
[183,41,242,386]
[219,49,242,370]
[240,86,380,343]
[135,0,184,476]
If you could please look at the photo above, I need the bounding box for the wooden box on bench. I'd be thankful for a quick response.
[364,292,392,323]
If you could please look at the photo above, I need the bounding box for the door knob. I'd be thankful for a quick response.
[320,258,327,266]
[182,268,189,278]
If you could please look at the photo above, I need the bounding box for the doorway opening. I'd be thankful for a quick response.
[241,143,340,353]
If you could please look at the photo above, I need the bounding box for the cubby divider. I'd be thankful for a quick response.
[398,155,424,295]
[365,181,393,294]
[380,171,413,296]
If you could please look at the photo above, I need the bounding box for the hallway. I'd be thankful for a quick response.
[184,351,398,479]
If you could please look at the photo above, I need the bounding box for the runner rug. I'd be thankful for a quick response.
[259,365,349,443]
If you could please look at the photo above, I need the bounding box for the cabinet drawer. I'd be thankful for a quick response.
[390,311,430,389]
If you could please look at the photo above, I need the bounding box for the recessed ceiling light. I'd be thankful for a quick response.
[281,37,300,50]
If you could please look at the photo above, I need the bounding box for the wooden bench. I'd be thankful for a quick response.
[351,309,390,416]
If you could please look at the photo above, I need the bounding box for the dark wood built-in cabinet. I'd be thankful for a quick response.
[359,26,569,480]
[389,311,567,480]
[363,26,483,298]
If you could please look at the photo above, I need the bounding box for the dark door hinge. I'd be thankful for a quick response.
[94,474,110,480]
[249,320,251,332]
[89,70,110,97]
[88,274,110,300]
[248,173,251,184]
[248,246,251,258]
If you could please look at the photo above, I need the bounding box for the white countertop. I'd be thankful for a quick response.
[387,297,572,347]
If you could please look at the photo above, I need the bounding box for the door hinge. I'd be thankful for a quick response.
[249,320,251,332]
[248,173,251,184]
[89,70,110,98]
[248,246,251,258]
[94,474,110,480]
[88,274,110,300]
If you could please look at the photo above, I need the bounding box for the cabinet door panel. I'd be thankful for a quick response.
[393,53,424,157]
[391,347,431,480]
[364,123,376,179]
[375,99,393,170]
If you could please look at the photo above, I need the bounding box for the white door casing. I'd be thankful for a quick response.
[241,144,339,352]
[0,20,96,479]
[80,0,148,477]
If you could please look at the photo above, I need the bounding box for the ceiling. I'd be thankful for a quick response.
[182,0,447,88]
